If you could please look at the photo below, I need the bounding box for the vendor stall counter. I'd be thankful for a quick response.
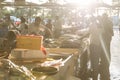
[0,36,89,80]
[45,48,79,80]
[8,48,80,80]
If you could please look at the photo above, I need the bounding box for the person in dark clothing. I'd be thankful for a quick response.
[28,17,52,39]
[88,14,113,80]
[4,14,16,30]
[89,17,102,80]
[45,19,54,38]
[45,19,53,32]
[99,13,113,80]
[18,16,28,35]
[53,16,62,38]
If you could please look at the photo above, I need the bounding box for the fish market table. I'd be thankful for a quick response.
[7,48,79,80]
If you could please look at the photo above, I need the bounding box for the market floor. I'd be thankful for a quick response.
[110,29,120,80]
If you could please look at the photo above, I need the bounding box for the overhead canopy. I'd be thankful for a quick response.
[62,2,111,8]
[39,2,62,8]
[0,1,62,9]
[0,1,40,7]
[62,3,80,8]
[112,3,120,7]
[0,1,111,9]
[90,2,111,8]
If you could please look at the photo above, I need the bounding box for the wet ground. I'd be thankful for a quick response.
[110,29,120,80]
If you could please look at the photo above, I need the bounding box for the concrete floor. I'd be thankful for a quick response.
[110,29,120,80]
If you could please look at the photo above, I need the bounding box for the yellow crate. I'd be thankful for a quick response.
[16,35,43,50]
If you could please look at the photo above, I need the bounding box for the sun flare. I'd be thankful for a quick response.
[65,0,96,6]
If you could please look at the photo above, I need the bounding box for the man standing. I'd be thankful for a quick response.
[28,17,52,39]
[99,13,114,80]
[53,16,62,38]
[89,16,102,80]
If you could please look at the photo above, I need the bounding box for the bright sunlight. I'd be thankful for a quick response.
[65,0,96,7]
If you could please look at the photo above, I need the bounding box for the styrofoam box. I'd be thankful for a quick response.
[10,49,48,59]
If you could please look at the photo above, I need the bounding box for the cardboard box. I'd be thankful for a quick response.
[16,35,43,50]
[10,49,48,59]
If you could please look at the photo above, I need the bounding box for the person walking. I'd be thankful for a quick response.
[99,13,114,80]
[89,14,113,80]
[89,16,103,80]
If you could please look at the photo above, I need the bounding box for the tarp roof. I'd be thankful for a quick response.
[0,1,40,6]
[39,2,62,8]
[62,2,111,8]
[112,3,120,7]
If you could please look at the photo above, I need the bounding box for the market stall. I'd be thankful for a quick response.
[0,49,78,80]
[0,29,89,80]
[0,1,91,80]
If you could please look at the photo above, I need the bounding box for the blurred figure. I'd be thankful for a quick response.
[53,16,62,38]
[0,14,15,38]
[4,14,16,30]
[18,16,28,35]
[0,22,8,38]
[28,17,52,39]
[99,13,113,80]
[89,14,113,80]
[89,16,102,80]
[45,19,53,32]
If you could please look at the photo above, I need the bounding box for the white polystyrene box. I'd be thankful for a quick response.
[10,49,48,59]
